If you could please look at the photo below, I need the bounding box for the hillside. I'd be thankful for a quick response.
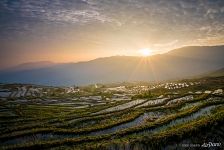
[201,68,224,77]
[1,61,56,72]
[0,45,223,86]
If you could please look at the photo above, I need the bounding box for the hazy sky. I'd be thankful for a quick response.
[0,0,224,69]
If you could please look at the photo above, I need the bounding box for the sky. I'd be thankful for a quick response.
[0,0,224,69]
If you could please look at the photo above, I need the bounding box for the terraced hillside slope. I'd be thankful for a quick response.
[0,76,223,149]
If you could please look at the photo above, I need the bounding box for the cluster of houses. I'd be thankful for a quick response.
[102,82,201,97]
[213,89,223,95]
[162,82,200,90]
[64,87,80,94]
[0,82,223,105]
[138,82,201,90]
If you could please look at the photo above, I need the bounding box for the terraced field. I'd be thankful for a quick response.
[0,78,224,150]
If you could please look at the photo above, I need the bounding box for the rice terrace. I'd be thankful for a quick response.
[0,0,224,149]
[0,76,223,149]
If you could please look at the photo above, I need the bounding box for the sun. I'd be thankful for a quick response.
[139,48,152,57]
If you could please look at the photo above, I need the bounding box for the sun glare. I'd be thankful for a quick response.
[139,48,152,57]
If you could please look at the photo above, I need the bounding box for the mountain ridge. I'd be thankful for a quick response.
[2,61,56,72]
[0,45,223,86]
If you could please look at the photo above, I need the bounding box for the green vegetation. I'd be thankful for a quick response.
[131,90,154,99]
[0,76,223,149]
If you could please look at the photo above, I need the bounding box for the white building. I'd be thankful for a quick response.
[213,89,223,95]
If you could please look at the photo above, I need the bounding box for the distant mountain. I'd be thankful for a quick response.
[3,61,56,72]
[0,46,223,86]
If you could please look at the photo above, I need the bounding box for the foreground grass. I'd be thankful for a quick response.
[1,99,223,150]
[55,106,224,150]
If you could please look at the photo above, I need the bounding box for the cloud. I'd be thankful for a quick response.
[44,9,113,24]
[0,0,223,48]
[153,40,179,47]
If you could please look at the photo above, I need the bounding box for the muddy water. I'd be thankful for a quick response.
[135,98,169,108]
[137,105,221,135]
[93,99,146,115]
[88,111,164,136]
[166,95,193,105]
[1,111,164,146]
[2,104,221,147]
